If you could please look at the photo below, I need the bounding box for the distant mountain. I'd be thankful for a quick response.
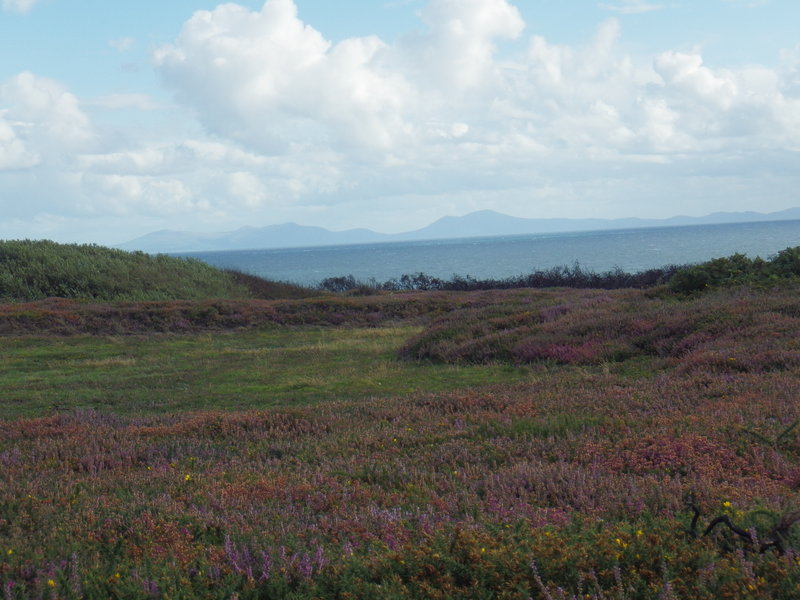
[405,208,800,240]
[119,223,387,253]
[118,208,800,253]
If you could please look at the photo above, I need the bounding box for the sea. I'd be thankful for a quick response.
[179,219,800,287]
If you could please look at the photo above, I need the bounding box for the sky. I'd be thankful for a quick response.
[1,0,799,245]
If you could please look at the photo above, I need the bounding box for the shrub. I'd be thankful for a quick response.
[319,264,684,294]
[668,246,800,293]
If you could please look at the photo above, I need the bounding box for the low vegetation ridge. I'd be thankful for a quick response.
[0,239,313,302]
[318,263,684,293]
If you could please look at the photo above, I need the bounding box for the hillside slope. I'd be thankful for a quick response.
[0,239,312,302]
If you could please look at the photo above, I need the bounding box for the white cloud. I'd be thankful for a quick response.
[145,0,800,229]
[2,0,42,14]
[650,50,800,150]
[408,0,525,90]
[780,44,800,96]
[599,0,664,15]
[654,51,738,110]
[4,0,800,244]
[79,174,197,217]
[0,72,95,155]
[154,0,418,153]
[0,72,98,199]
[153,0,528,155]
[0,112,39,170]
[227,171,270,208]
[179,139,271,168]
[78,148,171,175]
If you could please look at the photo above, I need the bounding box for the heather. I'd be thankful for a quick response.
[0,290,526,336]
[2,281,800,597]
[400,284,800,370]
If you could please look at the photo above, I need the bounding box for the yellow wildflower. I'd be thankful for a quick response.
[47,580,56,587]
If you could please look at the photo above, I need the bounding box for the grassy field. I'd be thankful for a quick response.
[0,327,533,419]
[1,283,800,598]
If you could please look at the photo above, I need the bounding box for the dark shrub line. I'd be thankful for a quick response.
[321,245,800,294]
[319,263,686,293]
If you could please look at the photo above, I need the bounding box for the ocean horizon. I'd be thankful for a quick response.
[178,219,800,287]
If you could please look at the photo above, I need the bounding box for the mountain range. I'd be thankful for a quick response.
[118,208,800,254]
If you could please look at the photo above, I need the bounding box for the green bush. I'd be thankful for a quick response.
[769,246,800,277]
[668,247,800,293]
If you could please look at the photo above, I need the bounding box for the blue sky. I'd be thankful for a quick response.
[1,0,799,244]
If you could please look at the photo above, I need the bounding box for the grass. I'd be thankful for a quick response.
[2,281,800,598]
[0,327,535,419]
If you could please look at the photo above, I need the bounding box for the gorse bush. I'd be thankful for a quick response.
[0,240,314,302]
[669,246,800,293]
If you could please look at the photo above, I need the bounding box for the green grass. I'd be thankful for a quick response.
[0,326,535,419]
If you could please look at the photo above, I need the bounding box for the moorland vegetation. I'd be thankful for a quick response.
[1,241,800,599]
